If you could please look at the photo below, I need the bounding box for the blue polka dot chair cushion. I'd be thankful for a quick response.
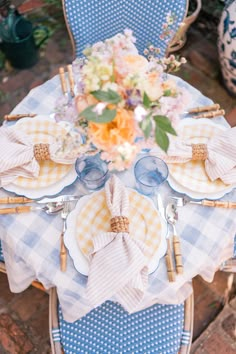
[62,0,188,58]
[50,289,193,354]
[0,240,4,263]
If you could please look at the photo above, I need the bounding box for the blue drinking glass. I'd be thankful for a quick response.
[75,154,109,191]
[134,156,169,195]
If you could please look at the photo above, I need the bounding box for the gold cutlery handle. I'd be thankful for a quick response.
[59,67,68,95]
[0,206,32,214]
[188,104,220,113]
[202,200,236,208]
[173,235,183,275]
[197,109,225,118]
[0,197,33,204]
[60,232,67,272]
[165,239,176,282]
[67,64,75,97]
[4,113,37,121]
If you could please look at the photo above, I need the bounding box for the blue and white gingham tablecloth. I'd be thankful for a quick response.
[0,75,235,322]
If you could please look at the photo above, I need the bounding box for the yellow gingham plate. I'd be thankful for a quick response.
[168,119,230,194]
[64,188,167,275]
[13,117,73,189]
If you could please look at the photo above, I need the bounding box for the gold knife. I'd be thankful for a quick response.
[0,197,33,204]
[4,113,37,121]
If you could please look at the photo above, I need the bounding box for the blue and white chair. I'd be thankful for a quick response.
[0,241,4,263]
[61,0,189,58]
[0,241,6,274]
[49,287,194,354]
[220,235,236,273]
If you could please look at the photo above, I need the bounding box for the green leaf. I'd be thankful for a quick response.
[79,105,116,123]
[98,108,117,123]
[143,92,151,108]
[154,126,169,152]
[139,115,152,139]
[91,89,121,104]
[153,115,177,136]
[163,89,172,97]
[79,105,97,120]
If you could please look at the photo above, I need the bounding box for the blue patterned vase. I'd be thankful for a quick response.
[218,0,236,96]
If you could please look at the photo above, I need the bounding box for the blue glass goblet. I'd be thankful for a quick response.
[134,156,169,196]
[75,154,109,191]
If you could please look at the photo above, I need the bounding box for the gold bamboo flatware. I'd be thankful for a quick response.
[172,196,236,209]
[188,103,220,113]
[0,197,33,204]
[0,195,80,204]
[59,67,68,96]
[185,103,225,119]
[4,113,37,121]
[59,65,75,99]
[166,202,183,275]
[194,109,225,119]
[60,201,70,272]
[156,193,176,282]
[165,232,176,281]
[36,195,80,204]
[0,203,64,215]
[67,64,75,98]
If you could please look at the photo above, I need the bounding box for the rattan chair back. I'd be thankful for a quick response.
[61,0,188,59]
[49,287,194,354]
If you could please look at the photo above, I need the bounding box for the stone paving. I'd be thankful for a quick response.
[0,4,236,354]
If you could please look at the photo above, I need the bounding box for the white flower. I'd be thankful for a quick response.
[92,102,108,115]
[134,105,148,122]
[102,82,119,92]
[117,142,137,160]
[143,80,163,101]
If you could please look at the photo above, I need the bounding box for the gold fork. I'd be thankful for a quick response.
[59,65,75,100]
[60,202,70,272]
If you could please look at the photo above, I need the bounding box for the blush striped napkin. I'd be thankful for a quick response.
[86,175,149,313]
[0,126,76,187]
[151,127,236,185]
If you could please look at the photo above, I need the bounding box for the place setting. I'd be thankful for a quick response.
[151,118,236,200]
[0,115,79,199]
[65,156,168,279]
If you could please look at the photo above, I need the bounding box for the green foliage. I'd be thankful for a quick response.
[153,115,177,136]
[79,105,117,123]
[91,89,121,104]
[42,0,62,9]
[139,114,152,139]
[143,92,152,108]
[153,115,176,152]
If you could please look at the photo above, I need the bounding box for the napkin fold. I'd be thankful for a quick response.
[0,126,76,187]
[151,127,236,185]
[86,175,148,313]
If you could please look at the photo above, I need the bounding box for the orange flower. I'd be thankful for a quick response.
[75,94,98,113]
[88,109,136,150]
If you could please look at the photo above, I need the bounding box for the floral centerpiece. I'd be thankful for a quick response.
[55,29,188,171]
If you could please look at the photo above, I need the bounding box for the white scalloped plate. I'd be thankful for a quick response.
[167,119,236,199]
[3,116,77,199]
[65,188,167,276]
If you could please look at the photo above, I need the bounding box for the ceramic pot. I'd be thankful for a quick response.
[218,0,236,96]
